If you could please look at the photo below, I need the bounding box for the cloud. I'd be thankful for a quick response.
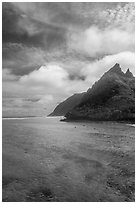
[19,63,90,97]
[20,64,69,88]
[69,26,134,58]
[2,97,52,117]
[2,43,48,75]
[12,2,127,30]
[2,69,19,81]
[12,2,85,29]
[2,2,135,117]
[36,95,54,104]
[2,2,67,50]
[2,50,135,117]
[81,51,135,83]
[2,3,24,42]
[3,2,134,77]
[101,3,135,31]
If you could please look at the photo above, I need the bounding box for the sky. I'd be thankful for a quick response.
[2,2,135,117]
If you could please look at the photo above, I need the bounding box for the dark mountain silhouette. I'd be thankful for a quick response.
[49,63,135,122]
[125,68,134,78]
[48,93,85,116]
[65,63,135,122]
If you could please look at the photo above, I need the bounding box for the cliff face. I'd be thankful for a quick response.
[48,93,85,116]
[65,64,135,122]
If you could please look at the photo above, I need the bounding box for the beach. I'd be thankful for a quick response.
[2,117,135,202]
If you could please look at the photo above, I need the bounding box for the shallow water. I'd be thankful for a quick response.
[2,117,135,202]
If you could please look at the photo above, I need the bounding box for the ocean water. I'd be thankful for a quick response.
[2,117,135,202]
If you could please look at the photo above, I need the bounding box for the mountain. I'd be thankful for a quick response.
[48,93,85,116]
[65,63,135,122]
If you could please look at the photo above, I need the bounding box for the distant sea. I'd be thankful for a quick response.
[2,116,135,127]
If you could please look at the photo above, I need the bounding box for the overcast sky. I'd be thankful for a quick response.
[2,2,135,117]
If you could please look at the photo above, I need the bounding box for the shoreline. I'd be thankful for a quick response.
[2,116,135,126]
[60,118,135,125]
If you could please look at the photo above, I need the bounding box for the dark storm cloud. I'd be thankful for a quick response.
[2,43,45,75]
[2,2,68,75]
[2,3,23,40]
[3,2,129,77]
[4,2,123,48]
[3,4,66,48]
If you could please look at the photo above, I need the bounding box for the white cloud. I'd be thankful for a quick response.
[69,26,134,58]
[81,51,135,83]
[2,50,135,117]
[2,69,19,81]
[19,63,90,97]
[20,64,69,88]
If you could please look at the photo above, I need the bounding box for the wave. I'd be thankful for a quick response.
[126,124,135,127]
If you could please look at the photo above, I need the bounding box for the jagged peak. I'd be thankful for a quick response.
[108,63,123,74]
[125,68,134,78]
[102,63,124,79]
[114,63,120,68]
